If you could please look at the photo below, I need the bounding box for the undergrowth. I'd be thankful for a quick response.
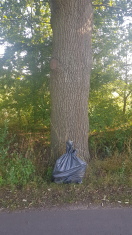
[0,123,132,210]
[0,122,35,188]
[89,126,132,159]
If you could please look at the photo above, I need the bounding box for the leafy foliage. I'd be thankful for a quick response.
[0,122,35,187]
[90,0,132,131]
[89,126,132,159]
[0,0,52,128]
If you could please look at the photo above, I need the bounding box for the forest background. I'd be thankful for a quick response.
[0,0,132,210]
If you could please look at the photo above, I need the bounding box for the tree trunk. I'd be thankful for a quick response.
[123,93,127,115]
[50,0,93,161]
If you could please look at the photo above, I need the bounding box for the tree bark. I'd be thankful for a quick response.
[50,0,93,161]
[123,93,127,115]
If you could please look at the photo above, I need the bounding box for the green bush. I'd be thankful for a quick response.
[5,153,35,187]
[0,121,10,158]
[89,126,132,159]
[0,122,35,187]
[89,99,123,132]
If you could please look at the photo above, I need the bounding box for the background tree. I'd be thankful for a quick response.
[89,0,132,131]
[0,0,51,128]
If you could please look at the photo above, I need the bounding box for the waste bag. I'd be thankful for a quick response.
[52,140,87,184]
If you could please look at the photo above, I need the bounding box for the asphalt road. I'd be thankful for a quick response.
[0,207,132,235]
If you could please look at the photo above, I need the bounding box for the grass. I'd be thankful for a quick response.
[0,126,132,211]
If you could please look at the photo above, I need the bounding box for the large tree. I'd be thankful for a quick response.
[49,0,132,160]
[50,0,93,161]
[0,0,131,160]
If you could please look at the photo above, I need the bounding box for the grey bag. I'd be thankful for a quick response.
[52,140,87,184]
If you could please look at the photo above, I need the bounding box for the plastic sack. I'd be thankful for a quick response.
[52,140,87,184]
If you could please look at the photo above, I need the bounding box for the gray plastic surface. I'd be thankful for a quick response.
[52,141,87,184]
